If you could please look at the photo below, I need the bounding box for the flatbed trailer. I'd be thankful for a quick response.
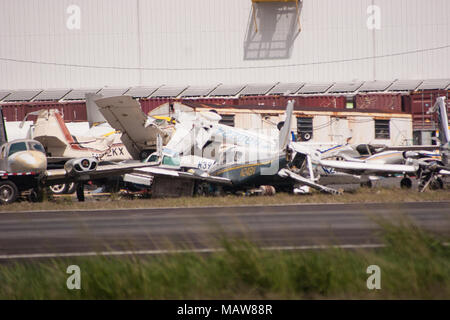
[0,171,43,204]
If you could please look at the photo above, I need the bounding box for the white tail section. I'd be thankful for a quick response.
[86,93,106,127]
[33,109,74,148]
[279,100,295,150]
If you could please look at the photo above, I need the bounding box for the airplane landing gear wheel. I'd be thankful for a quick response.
[76,184,85,202]
[400,177,412,189]
[0,181,18,205]
[430,177,444,190]
[360,180,372,188]
[195,182,212,196]
[50,182,77,194]
[49,184,66,194]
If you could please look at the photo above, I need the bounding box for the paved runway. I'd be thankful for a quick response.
[0,202,448,259]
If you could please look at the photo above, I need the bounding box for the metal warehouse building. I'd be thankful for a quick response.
[0,0,449,146]
[0,0,449,88]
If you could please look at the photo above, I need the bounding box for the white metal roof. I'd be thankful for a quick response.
[358,80,394,92]
[0,91,12,101]
[239,83,277,96]
[150,85,188,97]
[97,87,131,98]
[209,84,246,96]
[3,90,42,102]
[34,88,72,101]
[180,85,218,97]
[268,82,305,95]
[388,80,423,91]
[328,82,364,93]
[297,82,334,94]
[63,88,102,100]
[416,79,450,90]
[125,86,161,98]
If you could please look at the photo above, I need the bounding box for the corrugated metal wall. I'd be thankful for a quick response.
[0,0,449,89]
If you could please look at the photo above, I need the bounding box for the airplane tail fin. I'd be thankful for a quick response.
[33,109,73,149]
[278,100,295,150]
[428,96,449,146]
[86,93,106,127]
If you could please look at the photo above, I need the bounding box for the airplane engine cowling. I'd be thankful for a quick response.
[64,157,98,175]
[403,151,420,159]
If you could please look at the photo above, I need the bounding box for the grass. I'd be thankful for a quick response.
[0,218,449,299]
[1,187,449,212]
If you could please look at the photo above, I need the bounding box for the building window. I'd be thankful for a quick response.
[375,119,390,139]
[297,117,313,141]
[219,114,235,127]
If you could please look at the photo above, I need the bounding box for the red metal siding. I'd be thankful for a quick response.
[62,103,87,122]
[139,98,172,114]
[237,95,287,107]
[1,102,86,122]
[186,98,238,105]
[237,95,346,109]
[292,95,346,109]
[354,93,402,112]
[403,90,450,130]
[403,90,449,114]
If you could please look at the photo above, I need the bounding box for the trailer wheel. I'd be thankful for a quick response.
[0,181,19,204]
[28,188,44,203]
[400,177,412,189]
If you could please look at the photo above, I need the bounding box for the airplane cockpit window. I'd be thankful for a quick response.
[162,155,180,167]
[29,142,45,154]
[8,142,28,156]
[146,154,160,163]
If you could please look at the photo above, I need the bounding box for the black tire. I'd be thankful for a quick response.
[65,182,77,194]
[400,177,412,189]
[195,182,211,196]
[0,181,19,205]
[360,180,373,188]
[430,177,444,190]
[76,184,85,202]
[28,188,44,203]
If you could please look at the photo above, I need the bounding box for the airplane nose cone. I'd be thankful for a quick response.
[8,151,47,173]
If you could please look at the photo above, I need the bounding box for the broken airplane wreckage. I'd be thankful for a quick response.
[93,95,449,198]
[1,96,448,204]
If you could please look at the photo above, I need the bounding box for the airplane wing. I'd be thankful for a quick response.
[383,145,439,152]
[319,159,418,175]
[43,162,154,185]
[95,96,170,159]
[278,168,341,194]
[129,167,232,185]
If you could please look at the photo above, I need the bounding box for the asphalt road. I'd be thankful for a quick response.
[0,202,449,259]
